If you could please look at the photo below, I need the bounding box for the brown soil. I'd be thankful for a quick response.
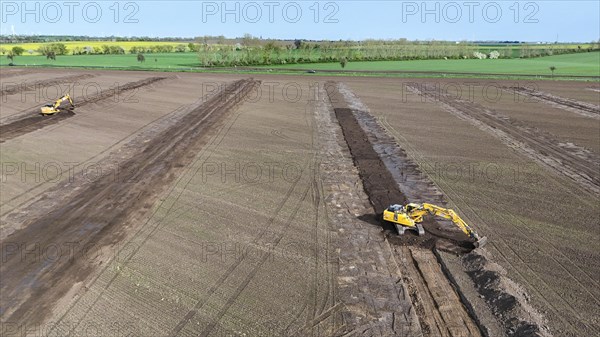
[409,84,599,195]
[0,74,95,96]
[2,70,594,337]
[0,77,167,142]
[0,69,37,79]
[327,80,557,337]
[0,78,259,328]
[507,86,599,119]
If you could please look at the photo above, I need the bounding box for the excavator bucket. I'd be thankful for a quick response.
[474,236,488,248]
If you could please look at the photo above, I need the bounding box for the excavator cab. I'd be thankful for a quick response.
[383,204,425,236]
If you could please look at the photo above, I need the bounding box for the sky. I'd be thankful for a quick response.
[1,1,599,42]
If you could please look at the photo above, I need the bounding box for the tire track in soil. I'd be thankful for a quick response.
[409,84,599,196]
[325,82,483,337]
[0,77,167,143]
[178,100,324,337]
[291,103,340,337]
[0,73,95,96]
[284,105,325,336]
[506,86,600,119]
[0,78,259,329]
[168,156,312,337]
[304,96,333,334]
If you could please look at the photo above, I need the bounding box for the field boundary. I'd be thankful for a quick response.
[2,64,599,81]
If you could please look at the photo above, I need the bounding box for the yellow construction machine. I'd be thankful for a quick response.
[40,94,74,115]
[383,203,488,247]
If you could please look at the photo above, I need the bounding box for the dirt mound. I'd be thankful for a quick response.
[462,253,548,337]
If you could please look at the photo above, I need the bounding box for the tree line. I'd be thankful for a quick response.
[2,38,598,66]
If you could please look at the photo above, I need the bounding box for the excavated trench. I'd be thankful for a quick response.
[325,84,477,254]
[325,81,549,337]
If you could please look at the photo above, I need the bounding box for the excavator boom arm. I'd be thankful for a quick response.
[416,203,485,243]
[55,94,74,109]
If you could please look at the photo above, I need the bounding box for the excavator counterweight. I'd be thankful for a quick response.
[383,202,488,247]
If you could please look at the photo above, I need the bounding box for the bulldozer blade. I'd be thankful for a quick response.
[474,236,488,248]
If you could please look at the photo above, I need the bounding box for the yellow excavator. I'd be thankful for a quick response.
[40,94,74,115]
[383,203,488,247]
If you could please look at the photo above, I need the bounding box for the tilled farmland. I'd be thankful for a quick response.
[1,68,598,337]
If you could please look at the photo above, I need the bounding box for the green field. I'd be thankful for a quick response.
[1,51,598,78]
[0,52,199,70]
[263,52,600,77]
